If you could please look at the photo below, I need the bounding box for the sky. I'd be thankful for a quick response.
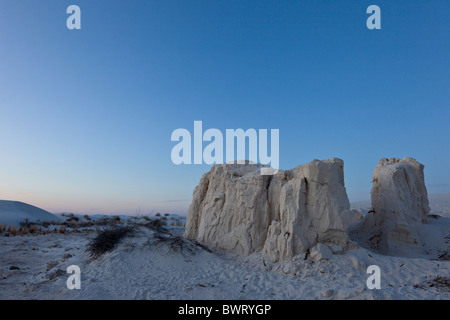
[0,0,449,215]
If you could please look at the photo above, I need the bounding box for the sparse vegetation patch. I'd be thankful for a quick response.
[87,226,134,259]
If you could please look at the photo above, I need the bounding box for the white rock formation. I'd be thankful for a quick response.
[262,158,358,261]
[184,163,272,256]
[353,157,430,255]
[184,158,359,261]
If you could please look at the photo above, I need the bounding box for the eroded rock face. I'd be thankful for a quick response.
[262,158,358,261]
[184,158,358,261]
[184,163,271,256]
[352,157,430,255]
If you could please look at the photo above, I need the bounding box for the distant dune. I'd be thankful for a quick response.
[0,200,61,226]
[351,193,450,218]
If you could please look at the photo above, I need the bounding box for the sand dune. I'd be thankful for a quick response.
[0,200,60,227]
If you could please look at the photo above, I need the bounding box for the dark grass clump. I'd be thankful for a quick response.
[438,251,450,261]
[95,216,122,226]
[141,218,167,233]
[425,276,450,292]
[414,276,450,293]
[152,232,210,256]
[153,233,191,256]
[87,226,134,259]
[432,276,450,292]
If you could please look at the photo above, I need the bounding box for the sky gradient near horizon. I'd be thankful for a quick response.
[0,1,449,215]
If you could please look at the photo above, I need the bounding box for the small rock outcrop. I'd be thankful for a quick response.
[184,158,359,261]
[351,157,430,255]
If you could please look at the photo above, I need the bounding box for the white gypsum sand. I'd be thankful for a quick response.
[0,203,448,300]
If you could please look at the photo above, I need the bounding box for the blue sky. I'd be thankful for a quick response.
[0,1,449,214]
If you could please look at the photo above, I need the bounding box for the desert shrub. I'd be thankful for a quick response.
[95,217,122,227]
[55,227,66,234]
[152,233,210,256]
[46,260,59,271]
[415,276,450,293]
[430,276,450,292]
[64,220,94,228]
[438,250,450,261]
[0,224,50,237]
[141,218,167,232]
[78,221,95,228]
[153,233,184,251]
[42,221,59,227]
[47,269,65,280]
[87,226,134,259]
[20,218,32,228]
[18,226,27,235]
[28,225,36,234]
